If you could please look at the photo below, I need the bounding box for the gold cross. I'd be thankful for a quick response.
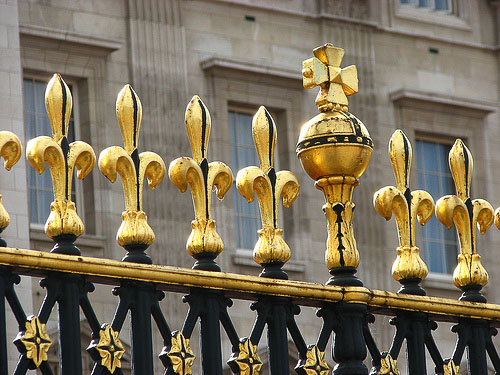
[302,43,358,112]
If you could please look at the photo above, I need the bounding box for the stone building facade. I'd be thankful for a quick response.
[0,0,499,373]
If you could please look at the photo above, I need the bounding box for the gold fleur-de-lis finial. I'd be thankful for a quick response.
[435,140,493,302]
[0,131,22,242]
[168,96,233,271]
[373,130,434,295]
[236,107,299,279]
[302,43,358,113]
[26,74,96,254]
[99,85,166,263]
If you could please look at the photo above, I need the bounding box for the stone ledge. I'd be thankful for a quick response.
[200,56,302,82]
[19,24,123,57]
[390,88,498,116]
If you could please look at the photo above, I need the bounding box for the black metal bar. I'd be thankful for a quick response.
[405,312,427,375]
[330,302,368,375]
[198,290,223,375]
[467,319,488,375]
[266,298,289,375]
[56,275,83,375]
[125,281,156,375]
[0,269,8,375]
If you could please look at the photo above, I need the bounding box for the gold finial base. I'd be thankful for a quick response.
[187,219,223,257]
[253,228,290,265]
[117,210,155,247]
[454,253,488,291]
[45,200,84,239]
[392,246,428,282]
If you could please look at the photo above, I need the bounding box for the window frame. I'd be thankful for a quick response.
[23,73,85,231]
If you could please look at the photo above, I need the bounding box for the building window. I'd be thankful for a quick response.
[416,139,458,273]
[400,0,451,11]
[229,110,261,250]
[23,78,77,225]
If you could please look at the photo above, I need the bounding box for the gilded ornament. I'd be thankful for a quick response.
[26,74,96,242]
[0,131,22,231]
[99,85,166,255]
[236,106,299,276]
[160,331,195,375]
[374,130,434,291]
[168,96,233,269]
[435,140,493,300]
[297,44,372,285]
[94,324,125,373]
[443,359,460,375]
[378,353,400,375]
[14,315,52,368]
[297,345,330,375]
[302,43,358,112]
[228,338,263,375]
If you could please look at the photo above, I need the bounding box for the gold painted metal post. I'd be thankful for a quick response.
[99,84,166,262]
[236,106,299,278]
[169,96,233,271]
[374,130,434,295]
[297,43,373,286]
[26,74,96,254]
[435,140,493,302]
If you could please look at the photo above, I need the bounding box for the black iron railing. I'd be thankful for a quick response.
[1,44,500,375]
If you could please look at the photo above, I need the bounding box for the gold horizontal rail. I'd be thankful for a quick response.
[0,247,498,322]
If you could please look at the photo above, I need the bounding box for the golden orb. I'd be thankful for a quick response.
[296,110,373,181]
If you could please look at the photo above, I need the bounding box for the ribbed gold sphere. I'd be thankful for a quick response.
[296,110,373,180]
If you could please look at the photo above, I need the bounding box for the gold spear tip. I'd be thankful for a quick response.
[185,95,211,163]
[116,84,142,154]
[45,73,72,142]
[252,106,276,173]
[449,139,472,201]
[389,129,412,192]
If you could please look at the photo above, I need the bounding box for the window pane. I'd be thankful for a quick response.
[434,0,449,10]
[229,110,260,249]
[445,244,457,274]
[427,241,444,273]
[34,80,46,114]
[417,139,458,274]
[418,0,431,7]
[24,79,34,113]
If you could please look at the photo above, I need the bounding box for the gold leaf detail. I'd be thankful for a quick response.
[96,325,125,373]
[20,316,52,368]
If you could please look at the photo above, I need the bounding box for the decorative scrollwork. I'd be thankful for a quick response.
[228,338,263,375]
[236,106,299,276]
[99,85,166,253]
[435,140,493,299]
[26,74,96,241]
[374,130,434,289]
[169,96,233,269]
[159,331,196,375]
[14,315,52,368]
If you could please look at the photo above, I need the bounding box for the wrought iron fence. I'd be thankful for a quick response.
[1,43,499,375]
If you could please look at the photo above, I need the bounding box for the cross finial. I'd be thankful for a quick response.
[302,43,358,112]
